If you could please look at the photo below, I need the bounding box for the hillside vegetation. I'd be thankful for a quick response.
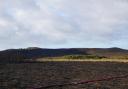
[0,47,128,62]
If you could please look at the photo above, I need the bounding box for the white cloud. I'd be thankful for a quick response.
[0,0,128,49]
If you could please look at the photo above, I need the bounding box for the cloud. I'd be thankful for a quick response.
[0,0,128,50]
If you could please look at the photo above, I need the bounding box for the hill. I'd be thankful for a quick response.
[0,47,128,62]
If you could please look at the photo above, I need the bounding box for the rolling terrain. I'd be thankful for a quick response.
[0,47,128,89]
[0,47,128,62]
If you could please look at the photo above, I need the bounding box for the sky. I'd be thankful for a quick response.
[0,0,128,50]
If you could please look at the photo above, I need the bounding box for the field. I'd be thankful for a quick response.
[0,61,128,89]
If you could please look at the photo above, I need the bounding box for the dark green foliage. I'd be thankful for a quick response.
[61,55,106,59]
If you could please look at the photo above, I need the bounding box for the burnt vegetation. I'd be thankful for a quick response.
[0,62,128,89]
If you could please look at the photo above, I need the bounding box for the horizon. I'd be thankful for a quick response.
[0,0,128,49]
[1,46,128,51]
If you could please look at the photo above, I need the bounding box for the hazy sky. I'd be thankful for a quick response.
[0,0,128,50]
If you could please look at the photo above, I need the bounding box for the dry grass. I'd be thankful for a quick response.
[36,58,128,62]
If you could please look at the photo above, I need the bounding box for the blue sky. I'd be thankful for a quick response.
[0,0,128,50]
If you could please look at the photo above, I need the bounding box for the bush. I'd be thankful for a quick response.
[61,55,105,59]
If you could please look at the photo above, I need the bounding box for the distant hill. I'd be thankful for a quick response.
[0,47,128,62]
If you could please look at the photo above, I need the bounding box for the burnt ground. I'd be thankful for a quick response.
[0,62,128,89]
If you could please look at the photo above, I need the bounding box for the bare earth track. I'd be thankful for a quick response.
[0,61,128,89]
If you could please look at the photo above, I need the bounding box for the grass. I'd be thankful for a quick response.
[35,55,128,62]
[36,58,128,62]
